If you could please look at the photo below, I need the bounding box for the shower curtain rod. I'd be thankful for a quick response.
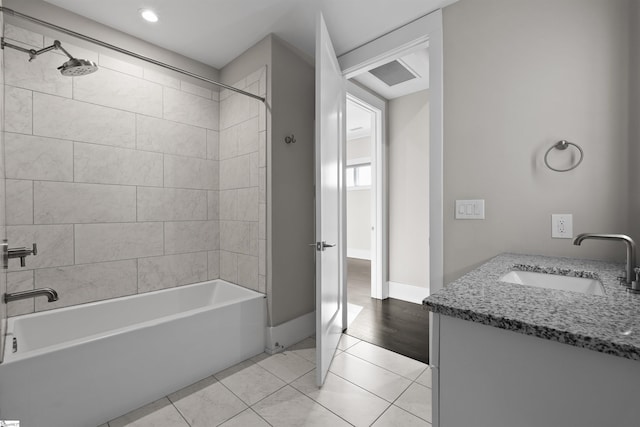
[0,7,266,103]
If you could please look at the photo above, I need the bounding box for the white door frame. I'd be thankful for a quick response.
[337,10,444,355]
[346,84,387,300]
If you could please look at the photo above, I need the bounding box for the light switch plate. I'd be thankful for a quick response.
[455,200,485,220]
[552,214,573,239]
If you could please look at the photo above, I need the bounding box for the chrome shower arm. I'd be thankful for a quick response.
[29,43,58,61]
[1,38,38,60]
[1,37,64,61]
[53,39,75,60]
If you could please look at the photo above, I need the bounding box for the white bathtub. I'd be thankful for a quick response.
[0,279,266,427]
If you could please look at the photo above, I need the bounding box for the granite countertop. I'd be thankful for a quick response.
[423,253,640,361]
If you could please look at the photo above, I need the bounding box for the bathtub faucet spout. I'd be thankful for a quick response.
[4,287,58,303]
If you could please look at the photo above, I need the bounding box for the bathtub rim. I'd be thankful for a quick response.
[1,279,266,364]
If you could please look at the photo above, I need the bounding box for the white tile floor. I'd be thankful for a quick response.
[102,335,432,427]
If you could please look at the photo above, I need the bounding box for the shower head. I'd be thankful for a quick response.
[57,58,98,76]
[0,38,98,76]
[53,40,98,76]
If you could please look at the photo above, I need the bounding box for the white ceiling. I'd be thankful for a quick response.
[41,0,455,69]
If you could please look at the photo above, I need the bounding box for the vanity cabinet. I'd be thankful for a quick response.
[431,313,640,427]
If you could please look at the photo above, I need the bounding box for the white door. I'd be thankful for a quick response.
[315,13,345,387]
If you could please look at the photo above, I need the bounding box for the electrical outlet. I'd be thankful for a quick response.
[552,214,573,239]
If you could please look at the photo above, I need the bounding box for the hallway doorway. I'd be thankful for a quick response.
[345,258,429,363]
[332,9,443,368]
[344,65,431,364]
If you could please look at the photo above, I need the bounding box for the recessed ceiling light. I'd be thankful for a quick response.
[139,9,159,23]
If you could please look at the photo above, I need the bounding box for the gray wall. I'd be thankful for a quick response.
[270,37,315,326]
[221,35,315,327]
[442,0,631,284]
[630,1,640,247]
[389,90,430,288]
[220,36,272,91]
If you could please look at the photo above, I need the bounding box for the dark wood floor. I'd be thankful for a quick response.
[345,258,429,363]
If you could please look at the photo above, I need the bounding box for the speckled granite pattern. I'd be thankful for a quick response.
[424,253,640,361]
[511,263,600,280]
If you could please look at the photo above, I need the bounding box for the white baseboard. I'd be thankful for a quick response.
[388,281,429,304]
[347,248,371,260]
[265,311,315,354]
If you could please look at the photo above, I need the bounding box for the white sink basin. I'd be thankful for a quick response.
[499,270,605,296]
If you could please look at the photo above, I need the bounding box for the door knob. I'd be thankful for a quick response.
[309,241,335,251]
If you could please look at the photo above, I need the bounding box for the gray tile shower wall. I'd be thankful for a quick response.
[218,68,267,293]
[2,23,234,314]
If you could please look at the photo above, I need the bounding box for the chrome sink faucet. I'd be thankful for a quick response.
[573,233,636,285]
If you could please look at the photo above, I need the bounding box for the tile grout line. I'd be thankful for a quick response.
[245,407,275,427]
[98,335,419,425]
[368,406,391,427]
[342,346,427,382]
[206,243,210,280]
[134,186,139,224]
[71,140,75,183]
[161,153,165,189]
[7,249,209,273]
[327,359,412,405]
[218,109,259,127]
[2,174,219,194]
[16,79,219,130]
[133,111,138,152]
[7,117,215,158]
[213,365,286,420]
[289,363,395,425]
[31,179,35,226]
[166,397,192,427]
[387,376,432,424]
[332,340,432,424]
[31,270,35,313]
[30,86,34,136]
[285,380,358,427]
[256,347,364,426]
[265,361,315,385]
[104,339,425,427]
[389,398,433,426]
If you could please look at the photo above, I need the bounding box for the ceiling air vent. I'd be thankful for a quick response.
[368,60,417,86]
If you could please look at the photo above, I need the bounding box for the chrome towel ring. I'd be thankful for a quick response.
[544,140,584,172]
